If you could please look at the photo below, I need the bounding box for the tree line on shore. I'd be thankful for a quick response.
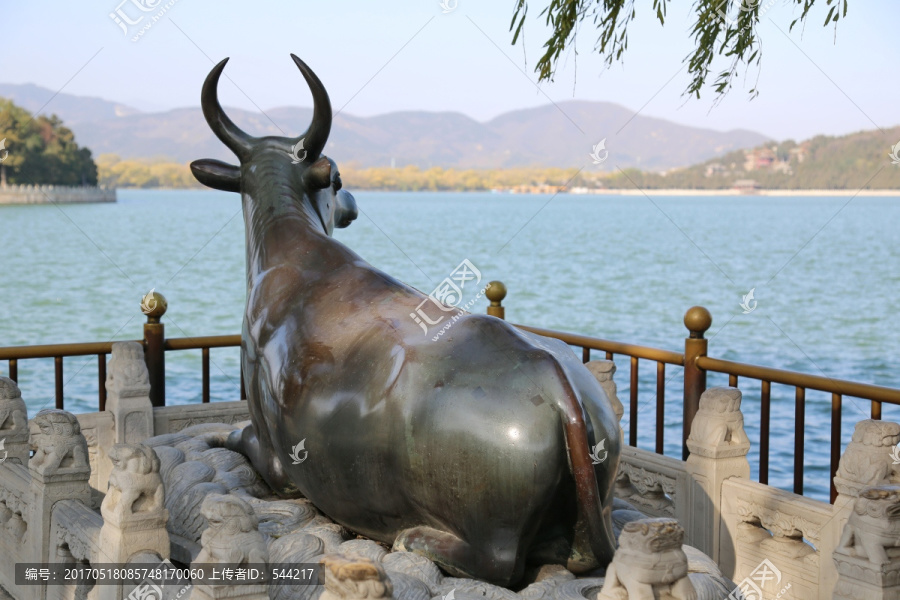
[94,124,900,191]
[3,97,899,192]
[0,99,97,186]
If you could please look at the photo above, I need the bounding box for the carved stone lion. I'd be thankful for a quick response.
[0,377,29,465]
[0,377,27,432]
[585,361,624,424]
[687,387,750,458]
[837,484,900,565]
[320,554,393,600]
[834,420,900,494]
[101,443,165,520]
[598,518,697,600]
[687,387,749,451]
[106,341,150,396]
[195,493,268,566]
[29,409,89,475]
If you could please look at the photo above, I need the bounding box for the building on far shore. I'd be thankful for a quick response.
[0,182,116,205]
[491,184,567,194]
[732,179,760,194]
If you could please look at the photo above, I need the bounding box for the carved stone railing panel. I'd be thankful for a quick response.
[0,459,33,598]
[153,401,250,435]
[721,477,831,599]
[617,449,679,516]
[76,411,115,509]
[51,499,103,563]
[47,498,104,600]
[616,447,695,545]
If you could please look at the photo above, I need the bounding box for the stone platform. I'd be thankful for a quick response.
[0,184,115,205]
[12,340,899,599]
[142,421,736,600]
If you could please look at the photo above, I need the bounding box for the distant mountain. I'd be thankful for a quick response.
[0,83,141,123]
[0,84,769,170]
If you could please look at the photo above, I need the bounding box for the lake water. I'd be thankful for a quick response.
[2,190,899,502]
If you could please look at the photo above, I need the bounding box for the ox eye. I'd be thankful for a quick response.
[333,175,342,191]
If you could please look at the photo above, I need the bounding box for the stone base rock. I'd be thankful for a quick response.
[143,422,737,600]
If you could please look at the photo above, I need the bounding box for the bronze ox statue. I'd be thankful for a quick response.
[190,55,621,586]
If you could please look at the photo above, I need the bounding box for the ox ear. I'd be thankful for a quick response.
[303,157,332,190]
[190,159,241,192]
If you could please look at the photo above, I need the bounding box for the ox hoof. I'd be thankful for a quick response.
[394,526,522,587]
[226,425,302,498]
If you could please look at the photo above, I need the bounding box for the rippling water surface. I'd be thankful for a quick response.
[2,190,899,501]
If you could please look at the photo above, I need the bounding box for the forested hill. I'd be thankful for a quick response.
[606,126,900,190]
[87,122,900,191]
[0,99,98,186]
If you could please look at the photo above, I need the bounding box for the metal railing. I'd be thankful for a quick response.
[0,292,244,410]
[487,283,900,504]
[3,284,900,504]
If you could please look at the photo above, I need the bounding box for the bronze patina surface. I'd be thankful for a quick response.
[190,54,621,586]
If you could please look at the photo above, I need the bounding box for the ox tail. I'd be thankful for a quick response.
[551,362,617,570]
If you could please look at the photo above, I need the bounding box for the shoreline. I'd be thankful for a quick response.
[111,187,900,196]
[575,188,900,197]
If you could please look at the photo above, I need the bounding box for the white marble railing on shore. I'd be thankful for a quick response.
[0,184,116,205]
[2,348,900,600]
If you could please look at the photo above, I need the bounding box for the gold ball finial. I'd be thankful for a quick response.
[141,290,168,322]
[485,281,507,305]
[684,306,712,338]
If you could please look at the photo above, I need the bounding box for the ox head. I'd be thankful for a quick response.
[190,55,357,236]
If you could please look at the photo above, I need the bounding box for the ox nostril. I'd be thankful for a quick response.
[339,209,357,228]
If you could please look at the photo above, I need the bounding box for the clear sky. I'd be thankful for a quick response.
[1,0,897,141]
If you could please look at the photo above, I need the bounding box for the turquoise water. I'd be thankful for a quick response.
[2,189,899,501]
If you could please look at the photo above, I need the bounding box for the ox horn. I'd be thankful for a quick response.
[201,57,256,161]
[289,54,332,161]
